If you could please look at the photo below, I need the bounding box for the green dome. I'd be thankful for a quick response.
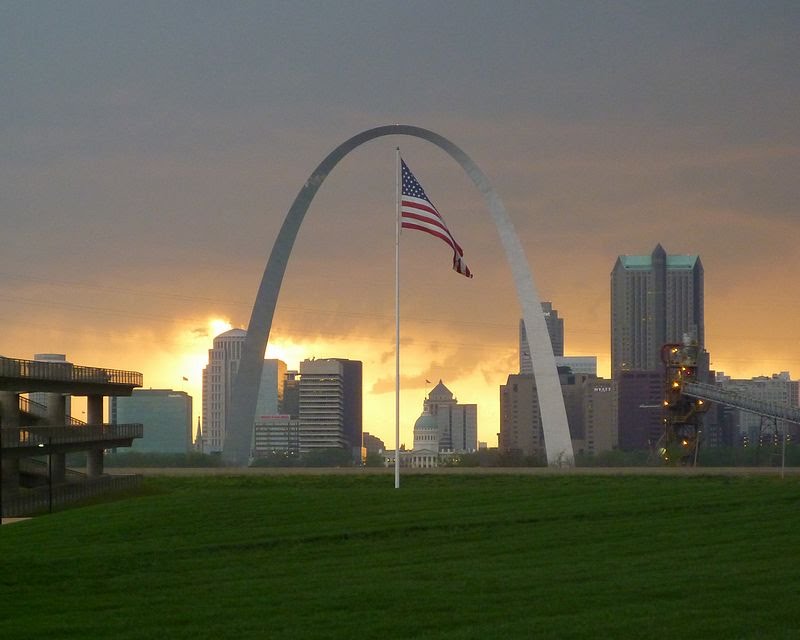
[414,411,437,431]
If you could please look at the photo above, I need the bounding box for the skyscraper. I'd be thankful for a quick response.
[298,358,362,456]
[519,302,564,374]
[202,329,246,453]
[499,370,616,459]
[499,374,541,458]
[615,369,664,450]
[611,244,704,374]
[110,389,192,453]
[282,370,300,418]
[201,328,286,454]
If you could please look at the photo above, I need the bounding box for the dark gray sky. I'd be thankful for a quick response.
[2,1,798,443]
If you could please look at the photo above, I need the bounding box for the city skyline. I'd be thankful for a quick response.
[2,3,798,448]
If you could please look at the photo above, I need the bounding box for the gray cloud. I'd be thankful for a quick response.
[1,1,798,409]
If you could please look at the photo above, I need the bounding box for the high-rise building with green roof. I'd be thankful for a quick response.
[611,244,704,374]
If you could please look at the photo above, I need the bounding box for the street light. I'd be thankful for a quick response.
[781,429,786,480]
[693,430,702,467]
[37,436,53,514]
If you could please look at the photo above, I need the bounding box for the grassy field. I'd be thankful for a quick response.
[2,473,799,639]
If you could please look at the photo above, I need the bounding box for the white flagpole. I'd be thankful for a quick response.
[395,147,401,489]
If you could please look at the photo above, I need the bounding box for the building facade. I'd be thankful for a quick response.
[615,369,664,451]
[519,302,564,374]
[555,356,597,376]
[253,414,300,457]
[362,432,386,454]
[611,244,704,374]
[499,371,616,459]
[583,379,617,456]
[201,328,286,454]
[411,410,440,468]
[298,358,362,457]
[715,372,800,443]
[423,380,478,453]
[202,329,246,453]
[110,389,192,453]
[282,370,300,418]
[499,374,543,458]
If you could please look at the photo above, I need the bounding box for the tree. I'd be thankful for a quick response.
[364,452,385,467]
[301,448,354,467]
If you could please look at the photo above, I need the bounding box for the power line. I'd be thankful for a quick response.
[0,290,526,332]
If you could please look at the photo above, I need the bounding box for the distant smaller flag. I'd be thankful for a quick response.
[401,158,473,278]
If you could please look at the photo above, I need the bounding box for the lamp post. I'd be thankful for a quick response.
[48,435,52,514]
[693,430,701,467]
[781,429,786,480]
[37,435,53,514]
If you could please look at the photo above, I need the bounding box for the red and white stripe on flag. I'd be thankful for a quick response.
[400,158,473,278]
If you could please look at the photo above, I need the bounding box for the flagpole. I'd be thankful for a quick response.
[395,147,401,489]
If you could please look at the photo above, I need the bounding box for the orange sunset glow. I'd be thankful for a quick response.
[1,255,797,450]
[2,3,798,451]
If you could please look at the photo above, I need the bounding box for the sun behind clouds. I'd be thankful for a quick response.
[208,318,233,337]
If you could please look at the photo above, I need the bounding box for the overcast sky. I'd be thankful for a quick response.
[2,2,798,445]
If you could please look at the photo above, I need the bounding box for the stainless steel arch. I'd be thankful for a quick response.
[223,124,574,466]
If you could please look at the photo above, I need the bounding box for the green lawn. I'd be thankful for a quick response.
[2,474,799,639]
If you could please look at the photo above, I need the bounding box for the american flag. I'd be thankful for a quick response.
[401,158,473,278]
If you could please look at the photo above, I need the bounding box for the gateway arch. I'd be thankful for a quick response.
[223,124,574,467]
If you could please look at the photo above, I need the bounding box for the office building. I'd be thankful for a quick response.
[362,432,386,454]
[555,356,597,376]
[611,244,704,374]
[298,358,362,456]
[583,379,617,456]
[499,370,616,459]
[422,380,478,453]
[202,329,245,453]
[715,372,800,443]
[201,328,286,453]
[110,389,192,453]
[282,370,300,418]
[519,302,564,374]
[500,374,543,458]
[616,369,664,451]
[253,414,300,457]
